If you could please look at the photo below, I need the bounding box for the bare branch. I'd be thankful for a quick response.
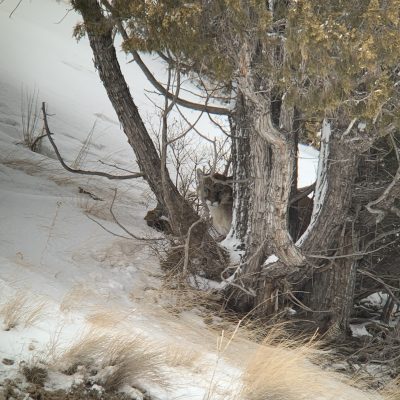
[166,110,204,146]
[108,188,164,241]
[85,213,132,240]
[8,0,23,18]
[289,183,316,205]
[306,237,399,260]
[176,105,218,170]
[358,269,400,305]
[366,152,400,222]
[41,102,144,180]
[98,160,137,174]
[54,7,73,24]
[98,0,231,116]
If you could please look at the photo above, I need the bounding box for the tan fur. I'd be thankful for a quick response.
[197,172,233,236]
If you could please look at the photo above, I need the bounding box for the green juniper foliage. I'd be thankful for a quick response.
[76,0,400,133]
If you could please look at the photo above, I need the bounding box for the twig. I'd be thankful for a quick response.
[109,188,164,241]
[30,131,51,151]
[54,8,73,24]
[9,0,23,18]
[358,269,400,305]
[176,105,218,170]
[98,160,137,174]
[41,102,144,180]
[306,237,399,260]
[99,0,230,116]
[85,213,132,240]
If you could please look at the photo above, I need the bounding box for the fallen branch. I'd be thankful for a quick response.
[41,102,144,180]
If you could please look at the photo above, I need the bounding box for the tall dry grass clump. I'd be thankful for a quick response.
[382,378,400,400]
[230,327,348,400]
[21,87,42,152]
[57,329,166,392]
[227,326,381,400]
[0,291,47,330]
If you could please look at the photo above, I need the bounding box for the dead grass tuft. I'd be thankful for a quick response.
[0,291,47,330]
[21,364,48,386]
[164,344,201,368]
[229,327,378,400]
[56,329,166,392]
[85,310,131,328]
[237,341,324,400]
[158,277,223,316]
[100,335,165,391]
[382,378,400,400]
[59,284,96,313]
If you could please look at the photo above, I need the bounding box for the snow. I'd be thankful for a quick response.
[350,324,372,338]
[296,119,331,246]
[263,254,279,266]
[0,1,383,399]
[360,292,389,309]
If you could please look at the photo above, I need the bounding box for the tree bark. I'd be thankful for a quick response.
[295,121,362,337]
[229,92,251,250]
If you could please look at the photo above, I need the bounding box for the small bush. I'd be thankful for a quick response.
[22,364,48,386]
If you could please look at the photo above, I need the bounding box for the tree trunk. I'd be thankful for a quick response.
[295,121,361,337]
[229,92,251,250]
[72,0,199,236]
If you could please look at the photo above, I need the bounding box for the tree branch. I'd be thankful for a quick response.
[99,0,231,116]
[289,183,316,205]
[108,188,163,241]
[41,102,144,180]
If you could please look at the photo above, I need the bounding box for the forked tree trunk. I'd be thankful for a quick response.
[227,53,305,312]
[73,0,199,236]
[229,102,363,336]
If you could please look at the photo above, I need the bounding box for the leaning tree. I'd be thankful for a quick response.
[71,0,400,338]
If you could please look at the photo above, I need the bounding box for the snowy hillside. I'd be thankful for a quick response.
[0,1,385,399]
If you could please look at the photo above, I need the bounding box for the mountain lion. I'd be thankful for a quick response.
[197,171,233,236]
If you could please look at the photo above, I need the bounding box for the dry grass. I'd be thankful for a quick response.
[56,329,166,392]
[164,344,202,369]
[85,310,132,328]
[59,284,96,313]
[158,278,223,316]
[0,291,47,330]
[20,87,41,152]
[382,379,400,400]
[21,363,48,386]
[227,327,379,400]
[236,338,325,400]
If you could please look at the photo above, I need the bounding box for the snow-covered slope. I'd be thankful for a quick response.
[0,1,381,399]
